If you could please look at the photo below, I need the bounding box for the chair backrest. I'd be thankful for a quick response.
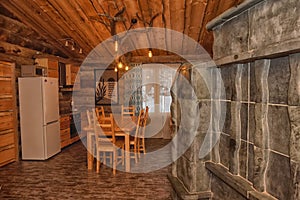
[92,110,115,144]
[133,109,145,140]
[86,109,93,128]
[95,106,105,119]
[121,105,135,116]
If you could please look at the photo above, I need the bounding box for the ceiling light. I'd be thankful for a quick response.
[71,45,75,51]
[114,40,118,52]
[65,40,69,47]
[79,48,82,54]
[148,49,153,58]
[114,67,118,72]
[125,66,129,71]
[118,62,123,69]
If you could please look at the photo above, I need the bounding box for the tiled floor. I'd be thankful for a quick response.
[0,139,172,199]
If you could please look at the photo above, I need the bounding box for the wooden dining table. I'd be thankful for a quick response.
[86,115,137,172]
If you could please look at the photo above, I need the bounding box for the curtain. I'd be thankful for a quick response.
[124,63,143,115]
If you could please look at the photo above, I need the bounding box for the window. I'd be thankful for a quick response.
[140,63,179,113]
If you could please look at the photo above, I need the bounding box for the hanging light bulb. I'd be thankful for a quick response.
[114,67,118,72]
[79,48,82,54]
[114,40,118,52]
[125,65,129,71]
[148,49,153,58]
[118,62,123,69]
[65,40,69,47]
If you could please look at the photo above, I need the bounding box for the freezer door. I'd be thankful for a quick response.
[42,77,59,124]
[44,121,61,159]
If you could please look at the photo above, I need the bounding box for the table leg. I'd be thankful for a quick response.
[87,132,93,170]
[125,134,130,172]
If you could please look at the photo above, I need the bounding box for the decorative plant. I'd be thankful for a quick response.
[96,77,106,103]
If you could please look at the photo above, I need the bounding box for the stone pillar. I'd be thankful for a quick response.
[289,53,300,200]
[169,63,212,200]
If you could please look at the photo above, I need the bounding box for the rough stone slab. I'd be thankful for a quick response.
[222,102,231,135]
[213,10,249,60]
[254,103,269,149]
[253,147,268,192]
[219,133,230,169]
[254,59,270,103]
[229,102,241,175]
[239,140,248,179]
[248,104,255,143]
[249,62,256,102]
[248,143,254,183]
[220,64,236,100]
[289,106,300,199]
[241,63,249,102]
[289,106,300,162]
[176,156,211,193]
[168,174,212,200]
[192,67,211,100]
[266,151,292,200]
[268,105,290,155]
[268,56,290,104]
[197,101,212,134]
[241,103,249,141]
[249,0,300,52]
[289,53,300,106]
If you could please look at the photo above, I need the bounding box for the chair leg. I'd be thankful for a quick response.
[113,149,117,176]
[96,152,100,173]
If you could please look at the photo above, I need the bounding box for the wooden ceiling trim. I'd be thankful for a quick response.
[1,0,73,58]
[183,0,192,36]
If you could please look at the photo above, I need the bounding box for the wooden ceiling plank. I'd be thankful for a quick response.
[47,0,99,51]
[198,0,219,56]
[146,0,167,56]
[161,0,171,54]
[34,0,93,56]
[1,0,74,58]
[169,0,185,55]
[122,0,146,56]
[189,0,207,40]
[71,0,114,57]
[183,0,208,55]
[30,0,90,59]
[0,14,61,54]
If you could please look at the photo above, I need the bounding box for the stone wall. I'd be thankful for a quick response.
[206,0,300,200]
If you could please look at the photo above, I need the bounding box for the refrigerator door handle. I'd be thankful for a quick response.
[46,120,58,126]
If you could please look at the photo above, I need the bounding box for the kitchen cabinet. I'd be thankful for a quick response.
[35,57,59,78]
[0,61,18,167]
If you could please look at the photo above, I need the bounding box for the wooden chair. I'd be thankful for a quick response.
[95,106,105,119]
[92,110,124,175]
[121,105,135,116]
[129,109,145,163]
[137,106,149,157]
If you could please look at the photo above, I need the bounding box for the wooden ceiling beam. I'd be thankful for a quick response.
[0,0,74,58]
[46,0,101,56]
[0,14,62,55]
[71,0,114,57]
[34,0,92,57]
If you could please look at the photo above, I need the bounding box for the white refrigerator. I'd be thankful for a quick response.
[19,77,61,160]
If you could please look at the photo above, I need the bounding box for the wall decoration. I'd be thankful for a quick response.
[95,69,118,105]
